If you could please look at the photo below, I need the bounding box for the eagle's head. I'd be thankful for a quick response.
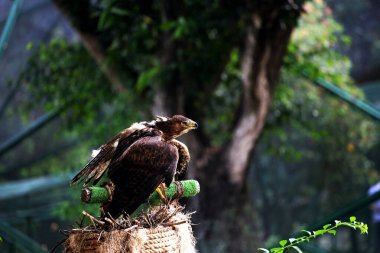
[154,115,197,140]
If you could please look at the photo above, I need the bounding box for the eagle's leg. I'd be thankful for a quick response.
[156,183,168,204]
[99,181,115,217]
[167,139,190,180]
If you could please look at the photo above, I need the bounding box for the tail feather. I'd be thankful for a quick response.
[70,166,91,185]
[70,144,115,186]
[84,160,110,186]
[92,165,109,186]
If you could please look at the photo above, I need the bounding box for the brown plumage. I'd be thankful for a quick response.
[70,115,197,217]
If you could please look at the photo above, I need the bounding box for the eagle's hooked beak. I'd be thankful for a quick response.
[186,120,198,129]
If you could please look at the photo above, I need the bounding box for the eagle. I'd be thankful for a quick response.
[70,115,197,218]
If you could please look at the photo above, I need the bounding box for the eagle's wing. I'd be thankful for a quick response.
[70,123,154,186]
[70,136,119,186]
[105,136,179,216]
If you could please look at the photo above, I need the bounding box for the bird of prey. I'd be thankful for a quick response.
[70,115,197,218]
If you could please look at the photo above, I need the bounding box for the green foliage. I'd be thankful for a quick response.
[17,1,308,150]
[268,0,377,199]
[136,66,161,93]
[26,39,109,104]
[19,0,248,146]
[285,1,354,92]
[21,38,109,127]
[254,0,378,240]
[258,217,368,253]
[20,38,148,145]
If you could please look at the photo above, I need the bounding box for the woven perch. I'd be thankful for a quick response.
[63,181,199,252]
[64,205,197,253]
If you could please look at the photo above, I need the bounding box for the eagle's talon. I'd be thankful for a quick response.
[99,181,115,217]
[102,181,115,202]
[156,183,169,204]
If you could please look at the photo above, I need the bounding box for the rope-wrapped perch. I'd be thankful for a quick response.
[81,180,199,204]
[81,180,200,217]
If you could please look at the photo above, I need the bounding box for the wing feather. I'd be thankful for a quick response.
[70,141,117,186]
[70,123,158,186]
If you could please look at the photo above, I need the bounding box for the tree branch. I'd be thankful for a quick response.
[226,10,294,185]
[51,0,125,93]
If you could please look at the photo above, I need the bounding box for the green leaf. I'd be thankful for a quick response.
[98,12,110,30]
[327,230,336,235]
[136,66,161,93]
[110,7,129,16]
[279,240,288,246]
[173,16,189,39]
[291,246,302,253]
[313,230,325,236]
[350,216,356,222]
[270,248,283,253]
[160,21,176,31]
[26,42,33,50]
[323,224,331,229]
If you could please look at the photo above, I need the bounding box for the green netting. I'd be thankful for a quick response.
[304,72,380,121]
[0,220,47,253]
[0,0,23,59]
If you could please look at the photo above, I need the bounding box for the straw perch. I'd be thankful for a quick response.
[64,180,200,252]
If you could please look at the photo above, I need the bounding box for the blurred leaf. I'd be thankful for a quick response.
[136,66,161,93]
[110,7,129,16]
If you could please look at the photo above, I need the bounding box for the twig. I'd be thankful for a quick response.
[82,211,105,226]
[50,238,66,253]
[104,217,115,227]
[107,212,122,228]
[98,230,104,242]
[75,215,85,228]
[124,225,138,232]
[164,220,187,226]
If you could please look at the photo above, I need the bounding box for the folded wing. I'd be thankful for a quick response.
[105,136,179,216]
[70,124,159,186]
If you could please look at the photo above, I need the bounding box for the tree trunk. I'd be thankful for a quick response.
[193,8,297,252]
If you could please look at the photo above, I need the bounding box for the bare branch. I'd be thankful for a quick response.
[51,0,125,93]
